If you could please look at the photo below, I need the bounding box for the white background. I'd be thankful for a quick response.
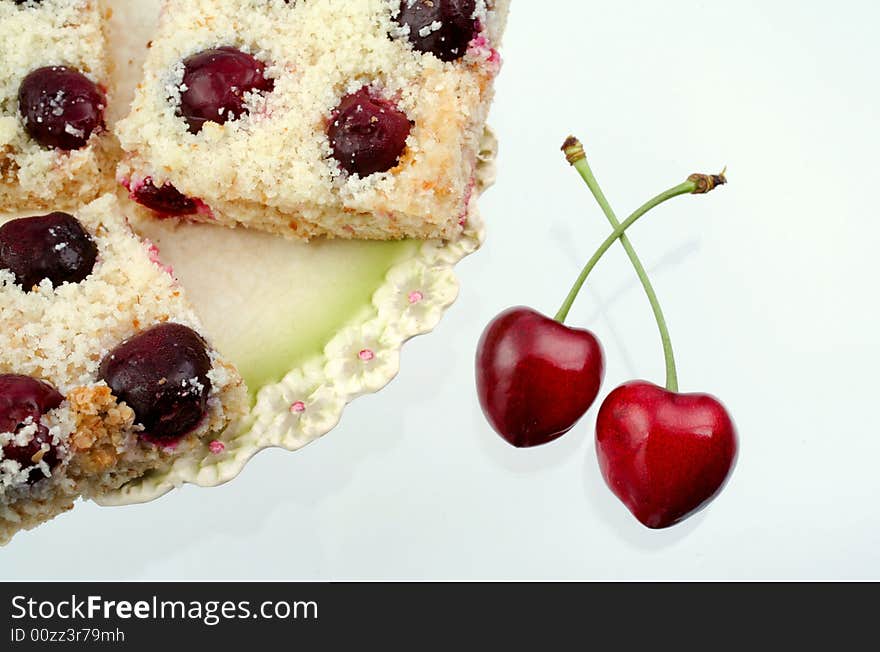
[4,0,880,580]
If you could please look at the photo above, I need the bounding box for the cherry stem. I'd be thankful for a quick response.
[556,137,727,393]
[552,182,691,326]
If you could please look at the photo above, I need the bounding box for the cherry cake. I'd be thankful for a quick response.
[0,194,247,543]
[0,0,117,212]
[116,0,510,240]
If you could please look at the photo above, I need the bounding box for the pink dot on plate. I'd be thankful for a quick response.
[359,349,375,362]
[290,401,306,414]
[209,440,226,454]
[408,290,424,304]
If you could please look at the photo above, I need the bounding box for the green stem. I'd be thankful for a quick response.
[557,138,726,392]
[553,181,694,333]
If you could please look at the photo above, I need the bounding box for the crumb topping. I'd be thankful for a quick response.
[116,0,509,239]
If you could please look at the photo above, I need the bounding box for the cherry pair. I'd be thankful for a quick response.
[476,137,738,529]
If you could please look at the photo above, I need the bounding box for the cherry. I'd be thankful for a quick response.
[476,308,604,448]
[559,136,735,529]
[178,47,274,134]
[0,375,64,484]
[18,66,105,150]
[474,178,679,449]
[130,178,199,217]
[0,212,98,290]
[596,382,738,529]
[328,88,412,177]
[98,323,212,441]
[395,0,478,62]
[475,135,735,532]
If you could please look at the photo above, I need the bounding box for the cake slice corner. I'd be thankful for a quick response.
[0,193,247,544]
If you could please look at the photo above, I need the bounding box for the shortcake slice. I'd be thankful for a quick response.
[0,0,117,212]
[116,0,510,240]
[0,194,247,543]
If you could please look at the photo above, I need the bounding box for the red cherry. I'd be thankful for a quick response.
[98,323,213,441]
[328,87,412,177]
[0,374,64,484]
[0,212,98,290]
[596,381,738,529]
[395,0,478,62]
[130,178,199,217]
[476,307,605,448]
[178,47,274,134]
[18,66,105,150]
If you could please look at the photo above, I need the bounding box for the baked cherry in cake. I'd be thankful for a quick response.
[0,375,64,484]
[130,179,199,217]
[178,47,274,134]
[328,88,412,177]
[395,0,478,62]
[99,323,213,441]
[0,212,98,290]
[18,66,105,151]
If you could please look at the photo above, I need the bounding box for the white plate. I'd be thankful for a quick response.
[96,0,496,505]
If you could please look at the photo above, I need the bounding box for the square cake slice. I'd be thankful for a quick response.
[0,194,247,543]
[0,0,117,213]
[116,0,510,241]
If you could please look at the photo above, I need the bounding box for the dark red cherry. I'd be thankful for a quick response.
[476,307,605,448]
[130,178,198,217]
[0,212,98,290]
[178,47,274,134]
[328,88,412,177]
[99,323,213,441]
[18,66,105,150]
[0,375,64,484]
[395,0,478,62]
[596,382,738,529]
